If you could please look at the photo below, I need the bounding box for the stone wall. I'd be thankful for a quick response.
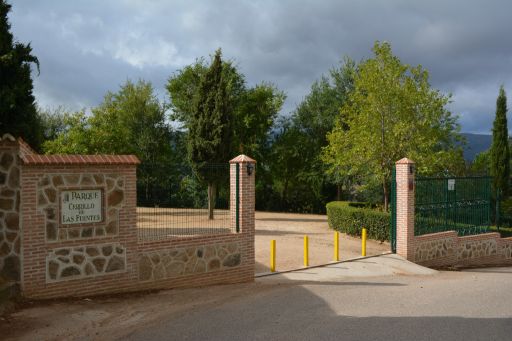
[415,233,456,263]
[16,144,256,299]
[458,238,498,261]
[37,173,125,242]
[414,232,512,268]
[0,136,23,281]
[47,243,126,282]
[138,242,241,282]
[20,157,140,299]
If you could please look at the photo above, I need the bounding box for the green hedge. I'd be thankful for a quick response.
[326,201,390,242]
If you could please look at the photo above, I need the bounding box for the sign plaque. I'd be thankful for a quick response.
[448,179,455,191]
[61,189,103,225]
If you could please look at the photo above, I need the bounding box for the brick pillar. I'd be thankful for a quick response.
[395,158,415,261]
[230,155,256,269]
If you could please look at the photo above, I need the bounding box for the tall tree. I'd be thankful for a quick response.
[490,86,510,198]
[0,0,41,148]
[166,54,284,160]
[188,49,232,219]
[323,42,464,211]
[167,50,284,215]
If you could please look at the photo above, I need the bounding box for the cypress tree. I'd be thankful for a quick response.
[490,86,510,199]
[188,49,232,219]
[0,0,41,148]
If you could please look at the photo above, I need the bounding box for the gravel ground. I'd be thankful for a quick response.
[254,211,390,273]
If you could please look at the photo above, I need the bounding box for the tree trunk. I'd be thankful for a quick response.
[282,178,289,209]
[337,184,342,201]
[383,180,389,212]
[208,182,217,220]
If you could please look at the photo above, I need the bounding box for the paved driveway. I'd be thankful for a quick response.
[126,258,512,341]
[2,255,511,341]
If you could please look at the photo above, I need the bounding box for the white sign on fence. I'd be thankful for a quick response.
[448,179,455,191]
[61,189,103,225]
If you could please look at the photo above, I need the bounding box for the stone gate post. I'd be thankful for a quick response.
[396,158,415,261]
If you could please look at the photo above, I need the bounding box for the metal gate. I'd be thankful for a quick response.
[414,175,492,236]
[390,168,397,252]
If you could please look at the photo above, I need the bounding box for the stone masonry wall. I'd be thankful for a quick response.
[19,151,255,299]
[414,232,512,268]
[0,136,22,281]
[138,242,241,282]
[21,162,139,299]
[415,234,456,262]
[47,243,126,282]
[37,173,125,242]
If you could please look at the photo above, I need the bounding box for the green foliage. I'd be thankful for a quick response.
[167,49,285,215]
[0,0,42,149]
[188,49,232,175]
[323,41,465,210]
[490,86,510,198]
[43,111,91,154]
[42,80,176,205]
[37,106,67,142]
[43,79,171,161]
[186,49,232,218]
[489,226,512,238]
[263,59,355,213]
[166,52,284,161]
[502,197,512,217]
[471,149,490,174]
[326,201,390,241]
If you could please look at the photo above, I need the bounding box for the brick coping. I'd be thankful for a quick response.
[21,154,140,165]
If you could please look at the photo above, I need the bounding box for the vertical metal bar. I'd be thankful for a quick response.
[236,163,240,233]
[496,187,501,230]
[445,178,449,233]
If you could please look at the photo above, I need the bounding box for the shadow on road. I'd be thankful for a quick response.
[123,282,512,341]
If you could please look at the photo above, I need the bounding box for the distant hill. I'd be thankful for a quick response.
[461,133,492,162]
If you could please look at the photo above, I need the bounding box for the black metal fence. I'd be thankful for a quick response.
[136,163,234,241]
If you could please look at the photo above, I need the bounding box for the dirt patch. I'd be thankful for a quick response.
[255,211,389,273]
[0,281,277,341]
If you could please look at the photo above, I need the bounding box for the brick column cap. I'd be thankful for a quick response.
[230,154,256,164]
[396,157,415,165]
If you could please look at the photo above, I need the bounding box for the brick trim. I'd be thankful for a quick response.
[21,154,140,165]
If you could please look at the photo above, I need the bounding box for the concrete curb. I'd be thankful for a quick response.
[255,251,393,278]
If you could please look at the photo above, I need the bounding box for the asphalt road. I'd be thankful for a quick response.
[124,259,512,341]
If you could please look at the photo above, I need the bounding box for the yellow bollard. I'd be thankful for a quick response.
[361,228,367,256]
[304,235,309,267]
[334,231,339,261]
[270,240,276,272]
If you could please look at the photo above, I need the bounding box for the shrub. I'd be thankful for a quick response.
[499,198,512,227]
[326,201,390,242]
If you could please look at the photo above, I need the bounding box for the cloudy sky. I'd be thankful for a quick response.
[8,0,512,134]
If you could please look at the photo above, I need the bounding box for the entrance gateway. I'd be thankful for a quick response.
[390,167,492,252]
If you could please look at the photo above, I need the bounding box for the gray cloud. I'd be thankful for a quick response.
[8,0,512,133]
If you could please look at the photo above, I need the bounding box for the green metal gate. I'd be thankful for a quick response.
[415,176,492,236]
[390,168,397,252]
